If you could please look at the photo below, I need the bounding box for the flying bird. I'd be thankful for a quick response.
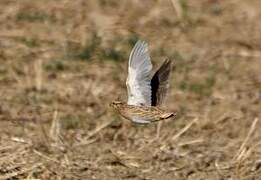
[110,40,176,124]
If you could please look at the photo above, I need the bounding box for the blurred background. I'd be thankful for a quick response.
[0,0,260,179]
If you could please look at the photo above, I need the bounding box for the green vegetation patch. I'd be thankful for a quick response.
[16,10,55,22]
[44,60,67,72]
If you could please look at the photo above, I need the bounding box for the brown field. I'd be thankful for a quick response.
[0,0,260,179]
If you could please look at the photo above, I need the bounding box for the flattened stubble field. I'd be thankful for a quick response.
[0,0,260,179]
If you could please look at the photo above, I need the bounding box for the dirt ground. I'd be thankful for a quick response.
[0,0,260,179]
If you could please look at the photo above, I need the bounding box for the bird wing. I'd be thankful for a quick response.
[151,59,172,106]
[126,40,153,106]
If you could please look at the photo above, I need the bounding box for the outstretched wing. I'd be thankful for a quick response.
[151,59,172,106]
[126,40,152,106]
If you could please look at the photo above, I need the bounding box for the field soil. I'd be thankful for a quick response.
[0,0,260,179]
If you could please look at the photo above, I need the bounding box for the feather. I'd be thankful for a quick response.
[151,59,172,106]
[126,40,152,106]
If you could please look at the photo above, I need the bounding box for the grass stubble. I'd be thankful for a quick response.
[0,0,260,179]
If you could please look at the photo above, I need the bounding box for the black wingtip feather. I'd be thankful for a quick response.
[151,59,172,106]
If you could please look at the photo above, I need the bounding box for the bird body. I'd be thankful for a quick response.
[110,101,175,124]
[111,40,175,124]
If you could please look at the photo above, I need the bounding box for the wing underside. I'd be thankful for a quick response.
[126,40,153,106]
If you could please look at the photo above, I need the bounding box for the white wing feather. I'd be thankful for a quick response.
[126,40,152,106]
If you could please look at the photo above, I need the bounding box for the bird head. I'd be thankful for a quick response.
[110,101,124,109]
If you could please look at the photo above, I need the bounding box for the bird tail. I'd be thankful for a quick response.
[160,112,177,119]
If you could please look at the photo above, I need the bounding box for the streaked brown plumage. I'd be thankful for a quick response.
[110,40,176,124]
[110,101,176,123]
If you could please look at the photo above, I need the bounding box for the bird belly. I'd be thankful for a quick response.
[131,116,151,124]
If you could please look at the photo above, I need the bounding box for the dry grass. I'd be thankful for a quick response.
[0,0,260,179]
